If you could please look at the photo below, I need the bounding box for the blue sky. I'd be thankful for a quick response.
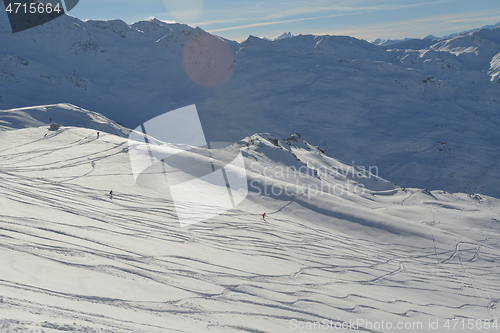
[69,0,500,41]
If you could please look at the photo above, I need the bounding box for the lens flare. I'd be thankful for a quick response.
[182,31,235,88]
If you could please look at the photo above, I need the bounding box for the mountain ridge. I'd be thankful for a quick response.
[372,21,500,45]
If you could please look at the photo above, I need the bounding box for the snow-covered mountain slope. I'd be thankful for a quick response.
[1,124,500,332]
[0,103,130,136]
[0,15,500,198]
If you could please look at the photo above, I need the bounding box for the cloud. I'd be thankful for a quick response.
[195,0,455,29]
[208,11,362,33]
[318,11,500,40]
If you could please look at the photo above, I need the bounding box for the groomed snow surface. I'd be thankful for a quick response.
[0,108,500,332]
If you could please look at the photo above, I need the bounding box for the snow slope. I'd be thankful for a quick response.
[1,121,500,332]
[0,103,130,136]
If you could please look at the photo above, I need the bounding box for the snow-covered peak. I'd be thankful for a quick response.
[482,21,500,30]
[274,32,293,40]
[84,19,146,41]
[423,34,439,40]
[429,28,500,73]
[238,133,396,194]
[431,28,500,54]
[131,19,195,40]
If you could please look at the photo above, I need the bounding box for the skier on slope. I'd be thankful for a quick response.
[262,213,266,220]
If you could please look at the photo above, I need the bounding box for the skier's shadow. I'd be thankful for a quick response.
[269,200,294,214]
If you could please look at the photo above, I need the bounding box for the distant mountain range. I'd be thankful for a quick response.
[371,21,500,46]
[442,21,500,39]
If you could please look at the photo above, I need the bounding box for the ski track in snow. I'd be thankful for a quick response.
[0,127,499,332]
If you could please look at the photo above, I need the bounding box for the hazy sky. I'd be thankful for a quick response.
[69,0,500,41]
